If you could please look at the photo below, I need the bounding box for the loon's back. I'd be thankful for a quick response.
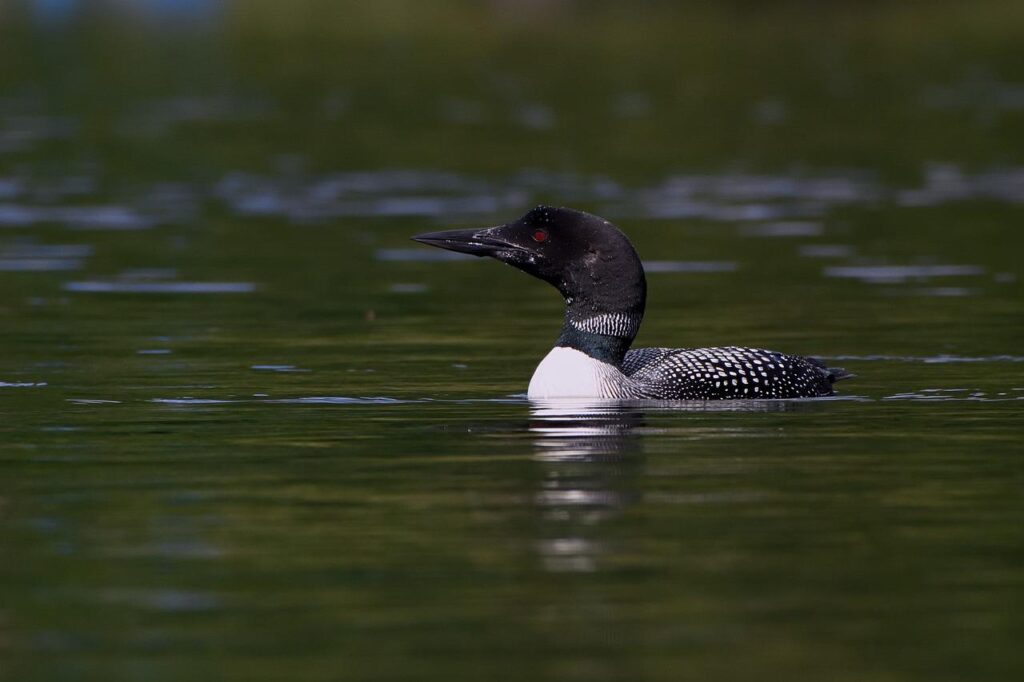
[622,346,849,400]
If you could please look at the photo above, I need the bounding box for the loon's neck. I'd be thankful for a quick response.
[530,303,646,399]
[555,299,644,367]
[545,231,648,368]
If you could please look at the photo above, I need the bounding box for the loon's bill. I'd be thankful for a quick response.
[413,206,852,400]
[412,226,522,257]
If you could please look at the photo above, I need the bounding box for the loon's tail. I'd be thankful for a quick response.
[826,367,855,383]
[807,357,855,384]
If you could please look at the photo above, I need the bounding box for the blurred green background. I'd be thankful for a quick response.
[3,0,1024,178]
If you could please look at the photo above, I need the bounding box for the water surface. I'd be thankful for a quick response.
[1,3,1023,681]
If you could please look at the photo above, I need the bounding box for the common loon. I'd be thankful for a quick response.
[413,206,852,400]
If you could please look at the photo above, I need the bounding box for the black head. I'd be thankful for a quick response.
[413,207,647,364]
[413,206,646,312]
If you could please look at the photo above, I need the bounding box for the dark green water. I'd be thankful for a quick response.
[1,2,1023,681]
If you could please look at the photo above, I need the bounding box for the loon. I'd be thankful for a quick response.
[413,206,852,400]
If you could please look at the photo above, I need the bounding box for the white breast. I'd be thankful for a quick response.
[527,347,630,399]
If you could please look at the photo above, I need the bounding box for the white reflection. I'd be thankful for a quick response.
[530,399,646,461]
[529,400,644,573]
[527,398,813,573]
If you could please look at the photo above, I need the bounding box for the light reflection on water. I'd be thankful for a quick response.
[529,401,645,573]
[824,264,986,283]
[0,157,1019,313]
[63,281,256,294]
[883,389,1023,401]
[171,165,1024,222]
[0,257,82,271]
[824,354,1024,363]
[97,589,221,613]
[527,399,811,573]
[2,164,1023,228]
[0,204,153,229]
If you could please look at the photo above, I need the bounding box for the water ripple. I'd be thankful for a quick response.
[824,264,986,283]
[268,396,425,405]
[64,281,256,294]
[824,354,1024,363]
[3,164,1024,229]
[643,260,738,274]
[883,389,1023,402]
[0,258,82,271]
[251,364,310,373]
[376,248,473,262]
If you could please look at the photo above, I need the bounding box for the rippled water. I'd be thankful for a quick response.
[2,2,1024,681]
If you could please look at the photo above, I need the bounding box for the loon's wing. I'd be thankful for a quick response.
[621,347,679,376]
[622,346,851,399]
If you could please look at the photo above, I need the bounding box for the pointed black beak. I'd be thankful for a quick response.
[411,225,526,259]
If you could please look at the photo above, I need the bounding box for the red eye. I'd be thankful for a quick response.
[532,229,549,243]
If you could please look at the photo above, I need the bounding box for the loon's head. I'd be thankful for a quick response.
[413,206,647,363]
[413,206,646,311]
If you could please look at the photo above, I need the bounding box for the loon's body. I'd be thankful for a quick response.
[414,206,851,400]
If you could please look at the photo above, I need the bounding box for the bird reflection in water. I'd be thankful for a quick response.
[529,399,646,573]
[528,398,810,572]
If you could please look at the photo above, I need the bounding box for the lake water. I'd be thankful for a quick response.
[1,2,1023,681]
